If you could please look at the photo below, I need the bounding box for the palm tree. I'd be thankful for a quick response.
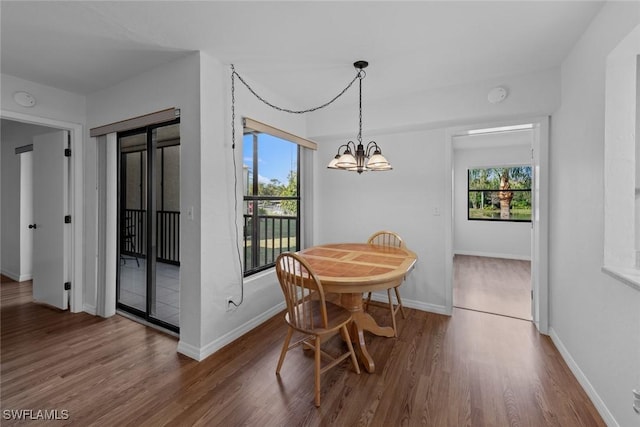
[498,168,513,219]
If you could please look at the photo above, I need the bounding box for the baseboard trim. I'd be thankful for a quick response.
[368,292,450,316]
[1,269,19,282]
[454,250,531,261]
[548,327,618,427]
[1,269,33,282]
[177,301,286,361]
[83,304,97,315]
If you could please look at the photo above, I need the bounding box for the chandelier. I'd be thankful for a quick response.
[327,61,391,174]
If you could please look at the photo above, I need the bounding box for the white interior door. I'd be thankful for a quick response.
[32,130,69,310]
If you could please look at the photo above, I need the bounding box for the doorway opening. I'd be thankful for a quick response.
[116,119,181,332]
[0,113,83,313]
[449,123,540,322]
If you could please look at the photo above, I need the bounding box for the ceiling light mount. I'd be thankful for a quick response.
[353,60,369,70]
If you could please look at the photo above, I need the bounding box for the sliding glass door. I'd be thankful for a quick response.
[117,119,180,332]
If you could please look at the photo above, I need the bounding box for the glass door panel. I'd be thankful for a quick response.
[152,124,181,327]
[117,120,180,332]
[118,131,147,313]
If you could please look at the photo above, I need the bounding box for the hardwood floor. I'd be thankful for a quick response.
[1,279,604,426]
[454,255,532,320]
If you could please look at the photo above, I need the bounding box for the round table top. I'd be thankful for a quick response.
[297,243,417,293]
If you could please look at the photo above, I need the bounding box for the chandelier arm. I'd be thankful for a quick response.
[365,141,379,156]
[232,65,361,114]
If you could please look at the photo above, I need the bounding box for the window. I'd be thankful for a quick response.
[242,126,301,276]
[468,166,532,222]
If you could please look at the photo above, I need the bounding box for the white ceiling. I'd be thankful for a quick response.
[1,1,603,106]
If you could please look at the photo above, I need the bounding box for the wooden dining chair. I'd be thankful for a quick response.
[364,230,407,336]
[275,252,360,407]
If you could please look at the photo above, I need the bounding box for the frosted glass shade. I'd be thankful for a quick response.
[327,155,340,169]
[335,152,357,168]
[367,152,390,168]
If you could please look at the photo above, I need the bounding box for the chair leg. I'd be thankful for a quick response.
[394,286,406,318]
[364,292,372,311]
[340,325,360,374]
[276,327,293,375]
[387,288,398,337]
[314,335,321,407]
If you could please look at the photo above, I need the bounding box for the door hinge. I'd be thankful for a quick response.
[64,215,72,224]
[64,282,71,291]
[64,148,72,157]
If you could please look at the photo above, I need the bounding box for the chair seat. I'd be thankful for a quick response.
[285,301,352,334]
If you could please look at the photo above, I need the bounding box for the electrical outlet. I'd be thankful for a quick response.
[225,297,235,312]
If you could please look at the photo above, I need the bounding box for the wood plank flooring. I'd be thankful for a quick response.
[1,279,604,426]
[454,255,532,320]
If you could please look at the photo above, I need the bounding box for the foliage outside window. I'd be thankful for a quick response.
[468,166,532,222]
[243,131,299,276]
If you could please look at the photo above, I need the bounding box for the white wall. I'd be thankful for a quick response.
[1,74,87,124]
[0,121,56,281]
[308,67,560,140]
[86,52,309,360]
[548,2,640,426]
[310,68,560,314]
[86,53,203,346]
[194,52,310,359]
[453,131,532,260]
[1,74,86,304]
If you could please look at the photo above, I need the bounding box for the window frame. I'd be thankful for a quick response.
[242,120,311,277]
[467,165,532,223]
[242,128,302,277]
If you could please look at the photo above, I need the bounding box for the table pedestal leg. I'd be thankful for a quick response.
[340,293,394,373]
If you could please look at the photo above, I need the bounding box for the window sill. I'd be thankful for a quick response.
[602,265,640,292]
[243,267,276,284]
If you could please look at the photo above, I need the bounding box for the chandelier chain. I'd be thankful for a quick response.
[358,72,363,143]
[231,66,362,115]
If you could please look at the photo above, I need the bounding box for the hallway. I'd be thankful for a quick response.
[454,254,531,320]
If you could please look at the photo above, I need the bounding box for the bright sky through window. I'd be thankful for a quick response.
[243,133,298,184]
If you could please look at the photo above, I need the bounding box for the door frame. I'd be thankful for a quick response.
[444,116,549,334]
[116,119,181,332]
[1,109,83,313]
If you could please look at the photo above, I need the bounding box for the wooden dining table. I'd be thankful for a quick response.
[297,243,417,373]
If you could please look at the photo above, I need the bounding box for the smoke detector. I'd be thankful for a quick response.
[487,86,508,104]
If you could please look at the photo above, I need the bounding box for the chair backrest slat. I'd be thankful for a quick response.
[276,252,328,330]
[367,230,405,248]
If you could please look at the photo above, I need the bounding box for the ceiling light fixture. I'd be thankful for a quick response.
[327,61,391,174]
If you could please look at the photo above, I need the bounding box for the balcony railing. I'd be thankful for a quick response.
[121,209,180,265]
[243,214,297,273]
